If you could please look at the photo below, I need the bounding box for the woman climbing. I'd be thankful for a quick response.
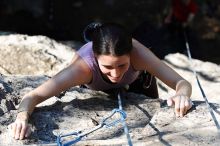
[8,22,192,140]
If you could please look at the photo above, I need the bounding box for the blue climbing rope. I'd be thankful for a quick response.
[56,90,132,146]
[118,91,133,146]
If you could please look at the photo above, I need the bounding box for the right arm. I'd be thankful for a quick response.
[8,54,92,140]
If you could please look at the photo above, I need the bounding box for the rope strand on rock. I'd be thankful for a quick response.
[118,90,133,146]
[183,30,220,133]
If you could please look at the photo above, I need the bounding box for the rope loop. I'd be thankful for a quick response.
[56,108,127,146]
[102,108,127,128]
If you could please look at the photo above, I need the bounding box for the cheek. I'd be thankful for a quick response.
[125,65,129,71]
[122,66,129,74]
[121,63,129,71]
[117,66,129,76]
[99,66,109,74]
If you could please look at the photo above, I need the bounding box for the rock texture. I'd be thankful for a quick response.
[0,34,77,76]
[0,34,219,146]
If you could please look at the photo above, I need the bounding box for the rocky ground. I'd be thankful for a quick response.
[0,35,220,145]
[0,34,78,76]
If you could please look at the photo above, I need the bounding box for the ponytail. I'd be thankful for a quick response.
[83,22,102,42]
[83,22,132,56]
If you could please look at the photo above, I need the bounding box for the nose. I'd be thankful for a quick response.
[110,68,120,78]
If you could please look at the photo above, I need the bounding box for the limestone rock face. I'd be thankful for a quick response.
[0,35,219,145]
[0,34,76,76]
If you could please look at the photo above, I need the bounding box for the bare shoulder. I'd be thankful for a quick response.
[131,39,161,71]
[65,53,92,85]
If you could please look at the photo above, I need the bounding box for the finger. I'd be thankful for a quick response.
[189,99,193,109]
[179,96,185,117]
[15,123,22,140]
[188,99,193,110]
[174,97,180,117]
[167,98,173,106]
[19,123,28,140]
[184,99,190,114]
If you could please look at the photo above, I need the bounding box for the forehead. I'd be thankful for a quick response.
[96,54,130,64]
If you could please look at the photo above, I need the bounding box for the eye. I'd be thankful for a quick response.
[118,64,125,68]
[118,63,128,68]
[103,65,113,69]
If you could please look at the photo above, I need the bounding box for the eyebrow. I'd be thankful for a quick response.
[101,63,128,67]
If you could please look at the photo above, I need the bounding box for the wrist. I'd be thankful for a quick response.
[17,110,30,121]
[17,111,29,121]
[176,80,192,98]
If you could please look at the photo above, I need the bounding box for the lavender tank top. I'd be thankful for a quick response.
[77,42,140,91]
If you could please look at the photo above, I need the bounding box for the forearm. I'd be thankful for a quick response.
[175,80,192,98]
[15,76,71,125]
[17,68,75,116]
[17,93,43,120]
[18,95,40,114]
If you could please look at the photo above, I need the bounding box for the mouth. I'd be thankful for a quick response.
[108,76,121,82]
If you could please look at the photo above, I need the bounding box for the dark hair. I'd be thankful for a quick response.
[83,22,132,56]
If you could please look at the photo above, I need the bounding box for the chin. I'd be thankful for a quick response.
[110,80,118,83]
[110,78,122,83]
[107,75,122,83]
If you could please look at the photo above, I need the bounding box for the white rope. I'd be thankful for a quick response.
[183,31,220,133]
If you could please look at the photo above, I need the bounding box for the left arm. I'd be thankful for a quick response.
[131,39,192,117]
